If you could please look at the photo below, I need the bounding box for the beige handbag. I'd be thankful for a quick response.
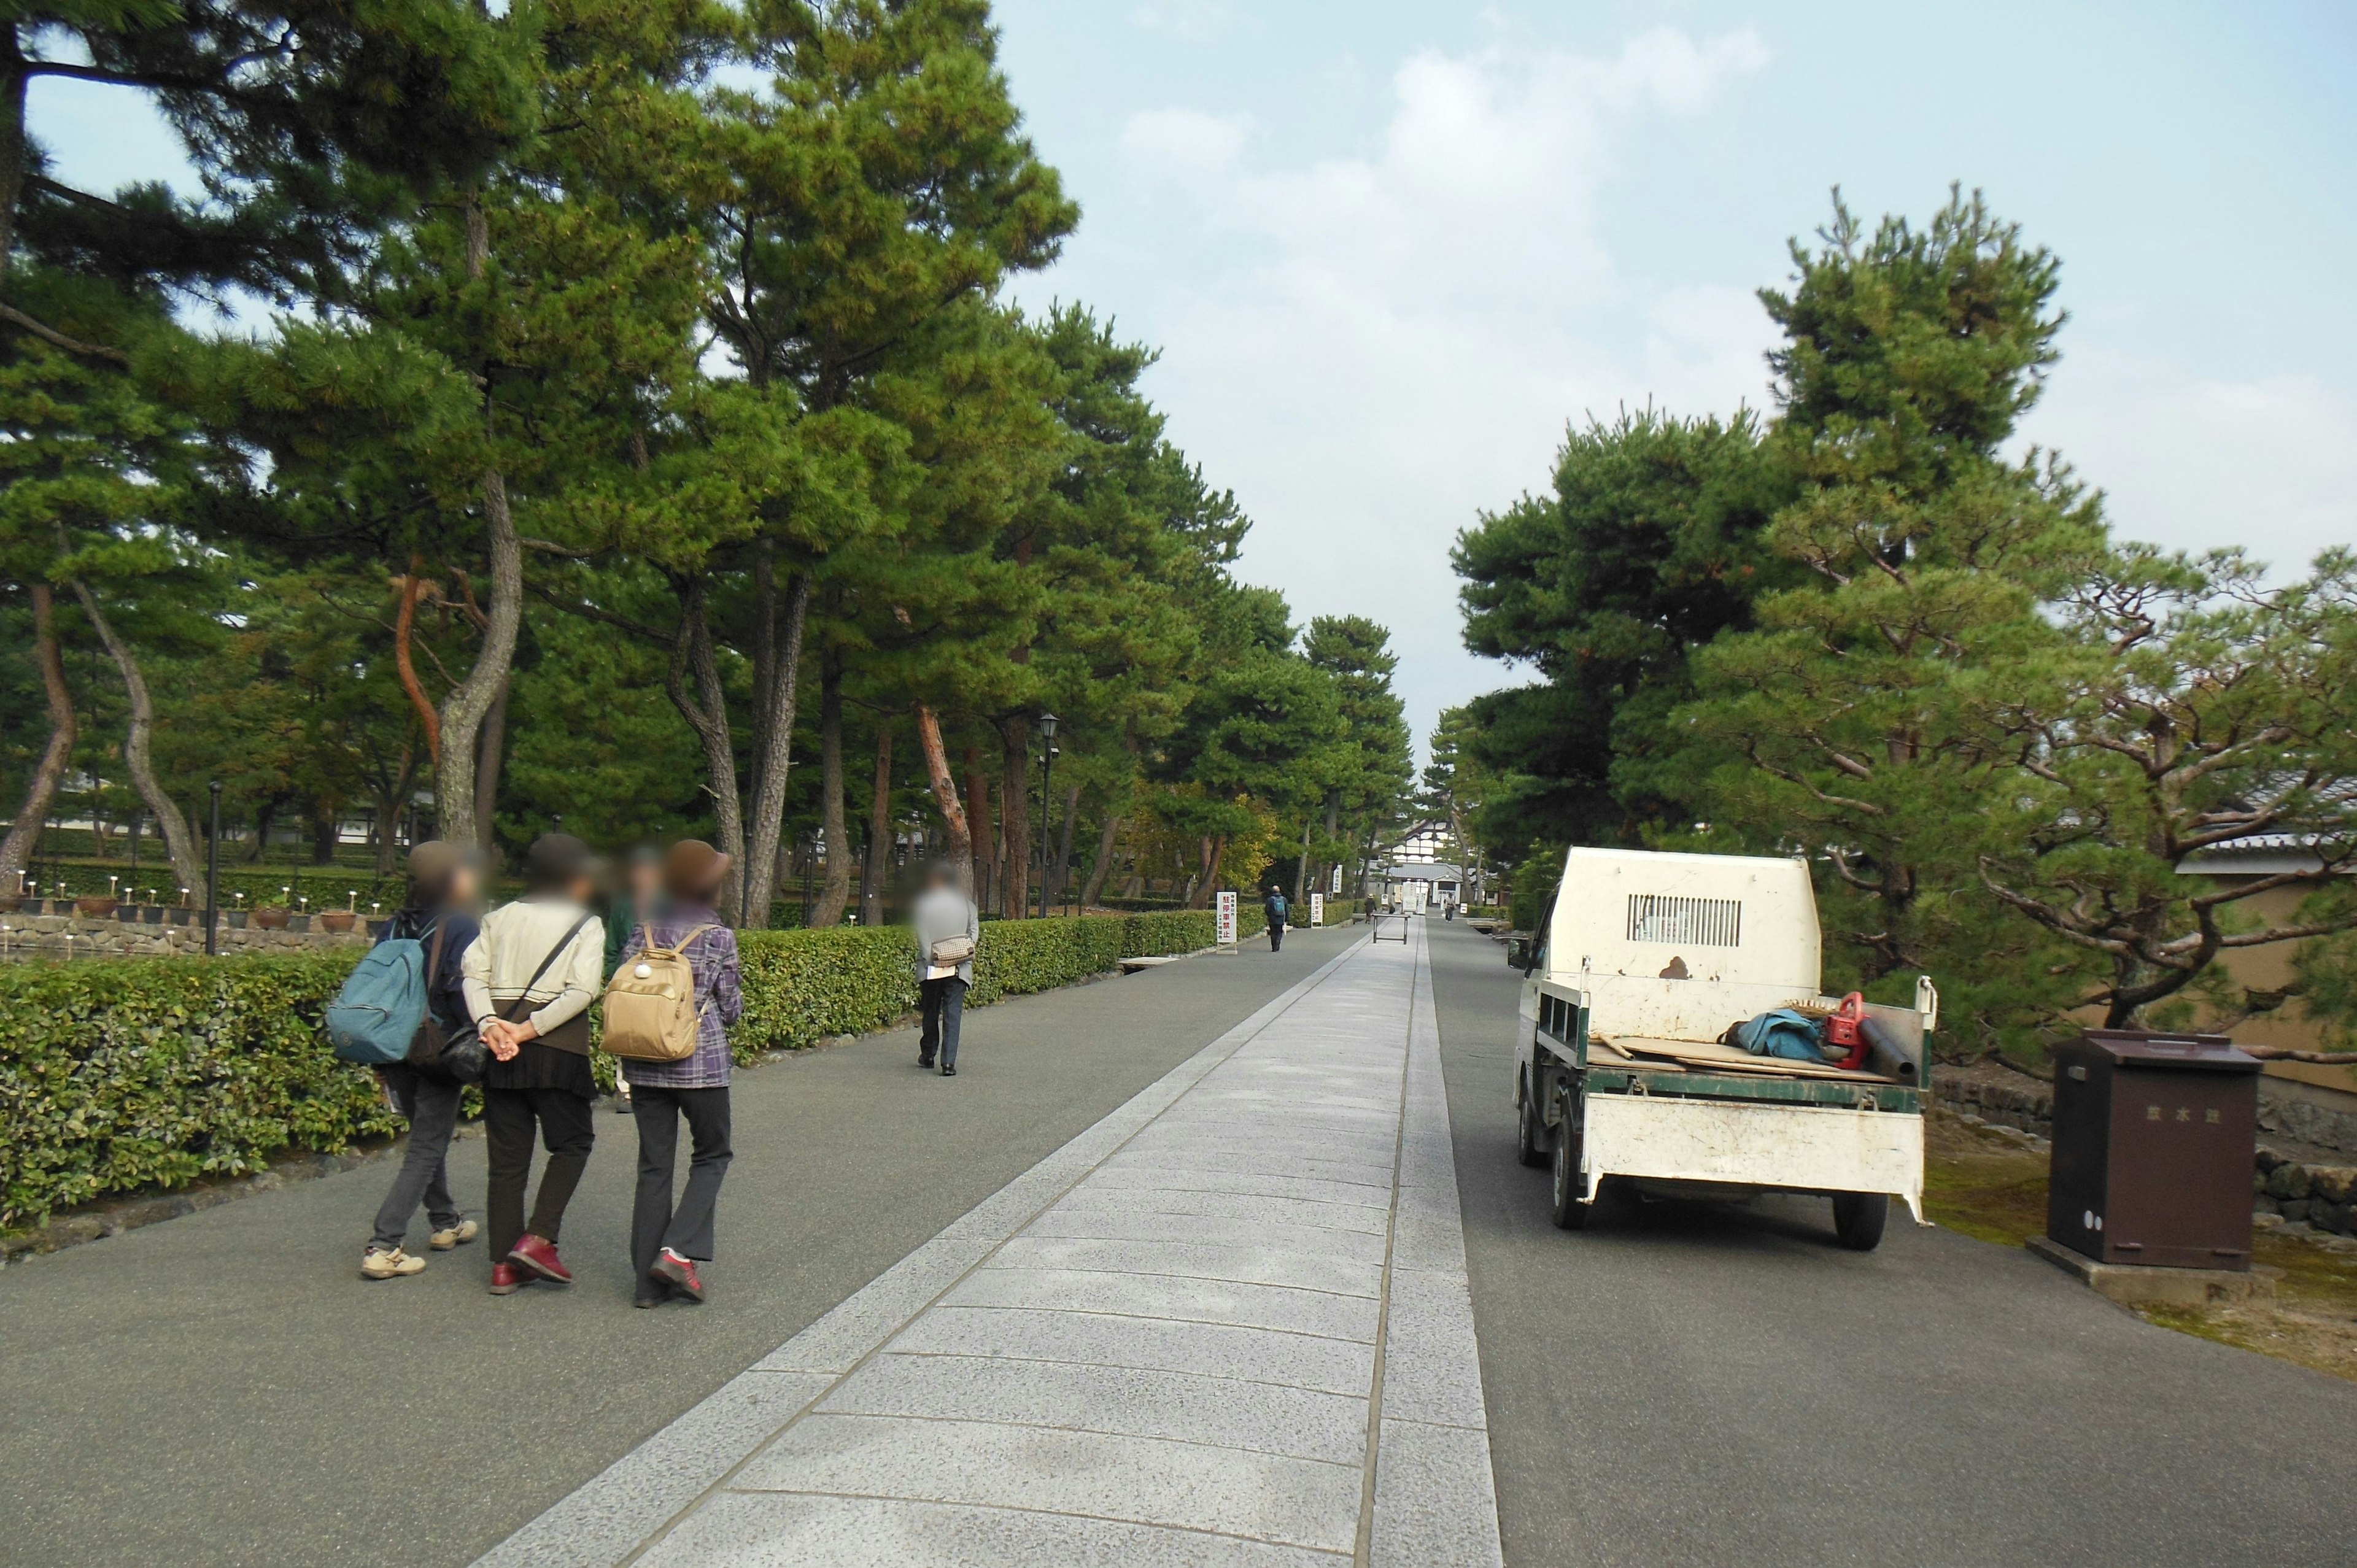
[929,933,977,966]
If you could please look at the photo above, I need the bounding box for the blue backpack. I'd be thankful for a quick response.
[328,921,443,1066]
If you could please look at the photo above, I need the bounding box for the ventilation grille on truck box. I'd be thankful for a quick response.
[1626,894,1741,948]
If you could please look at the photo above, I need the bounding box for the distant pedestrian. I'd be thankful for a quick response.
[465,833,606,1296]
[603,845,665,1115]
[1264,887,1289,952]
[360,841,482,1281]
[911,862,979,1076]
[617,840,744,1308]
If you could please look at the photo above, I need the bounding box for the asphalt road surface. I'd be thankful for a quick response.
[1425,917,2357,1568]
[0,923,1361,1568]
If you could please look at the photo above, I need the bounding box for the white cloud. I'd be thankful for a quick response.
[1129,2,1234,44]
[1107,31,1775,742]
[2024,346,2357,578]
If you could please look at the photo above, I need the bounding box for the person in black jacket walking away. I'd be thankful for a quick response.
[910,863,979,1076]
[619,840,744,1307]
[1264,886,1289,952]
[361,841,482,1281]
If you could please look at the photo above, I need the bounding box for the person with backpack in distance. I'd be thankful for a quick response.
[604,840,742,1307]
[355,841,482,1280]
[464,833,607,1296]
[1263,885,1289,952]
[910,861,979,1076]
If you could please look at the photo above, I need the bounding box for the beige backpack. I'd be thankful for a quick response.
[601,924,719,1062]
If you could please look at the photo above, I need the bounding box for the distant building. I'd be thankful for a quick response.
[1374,819,1475,911]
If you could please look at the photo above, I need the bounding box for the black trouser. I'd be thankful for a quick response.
[482,1086,595,1260]
[631,1086,733,1291]
[1269,916,1284,951]
[920,976,967,1068]
[371,1065,464,1251]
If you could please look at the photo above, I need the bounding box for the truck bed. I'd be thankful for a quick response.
[1593,1033,1902,1085]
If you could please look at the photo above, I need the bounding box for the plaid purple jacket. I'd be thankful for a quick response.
[616,906,743,1089]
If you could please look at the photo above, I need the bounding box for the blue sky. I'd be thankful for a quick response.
[36,1,2357,754]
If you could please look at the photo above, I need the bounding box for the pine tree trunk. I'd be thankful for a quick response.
[998,717,1031,917]
[0,582,74,894]
[664,577,747,915]
[1049,782,1080,908]
[436,201,523,848]
[858,725,893,925]
[1291,813,1312,903]
[1081,812,1122,909]
[808,652,850,927]
[474,673,508,857]
[965,746,994,913]
[68,581,202,892]
[913,704,973,889]
[739,571,811,928]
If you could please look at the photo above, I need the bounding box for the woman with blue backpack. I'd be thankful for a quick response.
[359,841,484,1281]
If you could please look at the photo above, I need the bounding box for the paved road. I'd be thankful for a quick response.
[1424,918,2357,1568]
[486,925,1499,1566]
[0,924,1362,1568]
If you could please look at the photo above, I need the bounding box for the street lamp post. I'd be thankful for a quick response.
[204,781,222,957]
[1035,713,1058,919]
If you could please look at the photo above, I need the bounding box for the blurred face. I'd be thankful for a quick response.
[447,865,479,908]
[567,873,597,906]
[628,859,662,903]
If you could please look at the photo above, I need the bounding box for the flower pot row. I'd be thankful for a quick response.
[0,897,365,934]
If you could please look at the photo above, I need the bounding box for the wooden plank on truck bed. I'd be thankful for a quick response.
[1606,1034,1898,1084]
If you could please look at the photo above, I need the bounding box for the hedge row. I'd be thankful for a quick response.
[0,906,1271,1227]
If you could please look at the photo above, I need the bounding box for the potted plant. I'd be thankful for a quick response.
[253,906,290,930]
[76,895,118,917]
[320,910,357,933]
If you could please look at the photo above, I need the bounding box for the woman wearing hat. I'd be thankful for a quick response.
[360,841,482,1280]
[617,840,743,1307]
[462,833,608,1295]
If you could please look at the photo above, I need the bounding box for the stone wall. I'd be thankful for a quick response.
[0,905,371,962]
[2255,1149,2357,1238]
[1933,1065,2357,1155]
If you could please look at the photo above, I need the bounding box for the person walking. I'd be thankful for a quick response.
[617,840,743,1307]
[911,862,978,1076]
[464,833,606,1296]
[603,845,664,1115]
[1264,886,1289,952]
[360,841,482,1281]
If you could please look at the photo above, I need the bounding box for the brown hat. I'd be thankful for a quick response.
[662,839,731,902]
[406,840,465,899]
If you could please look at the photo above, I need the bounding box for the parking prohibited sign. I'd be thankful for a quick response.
[1215,890,1238,949]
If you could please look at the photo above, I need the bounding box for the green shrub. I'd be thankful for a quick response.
[0,951,384,1229]
[0,906,1277,1227]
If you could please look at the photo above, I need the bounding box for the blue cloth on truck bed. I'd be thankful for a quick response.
[1735,1008,1825,1061]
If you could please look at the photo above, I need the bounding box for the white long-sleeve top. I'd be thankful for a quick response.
[461,896,606,1036]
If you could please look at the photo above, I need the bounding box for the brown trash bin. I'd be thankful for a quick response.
[2047,1030,2261,1270]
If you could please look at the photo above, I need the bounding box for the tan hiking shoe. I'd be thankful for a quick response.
[361,1247,425,1280]
[430,1219,479,1251]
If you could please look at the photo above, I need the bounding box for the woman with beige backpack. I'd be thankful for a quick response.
[602,840,743,1307]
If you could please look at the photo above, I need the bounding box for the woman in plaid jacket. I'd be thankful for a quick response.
[617,840,745,1307]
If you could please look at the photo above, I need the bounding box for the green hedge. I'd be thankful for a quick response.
[0,951,384,1229]
[0,906,1282,1227]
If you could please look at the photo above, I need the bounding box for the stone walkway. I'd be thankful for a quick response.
[478,924,1501,1567]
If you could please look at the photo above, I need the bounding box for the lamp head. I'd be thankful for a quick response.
[1039,711,1059,741]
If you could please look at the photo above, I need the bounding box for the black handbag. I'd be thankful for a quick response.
[405,921,489,1085]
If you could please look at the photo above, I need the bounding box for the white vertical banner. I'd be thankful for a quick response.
[1310,892,1325,927]
[1328,864,1342,894]
[1215,889,1238,948]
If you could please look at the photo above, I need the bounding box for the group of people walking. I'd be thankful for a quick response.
[358,840,988,1303]
[360,833,743,1306]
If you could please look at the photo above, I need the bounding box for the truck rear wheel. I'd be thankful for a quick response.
[1549,1115,1590,1230]
[1832,1192,1888,1251]
[1516,1070,1547,1168]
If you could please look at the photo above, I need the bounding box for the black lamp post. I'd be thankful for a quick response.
[1035,712,1058,919]
[204,781,222,957]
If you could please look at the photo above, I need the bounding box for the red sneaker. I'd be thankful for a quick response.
[650,1246,706,1303]
[489,1262,530,1296]
[507,1234,572,1284]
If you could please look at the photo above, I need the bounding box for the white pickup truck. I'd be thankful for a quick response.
[1507,848,1937,1249]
